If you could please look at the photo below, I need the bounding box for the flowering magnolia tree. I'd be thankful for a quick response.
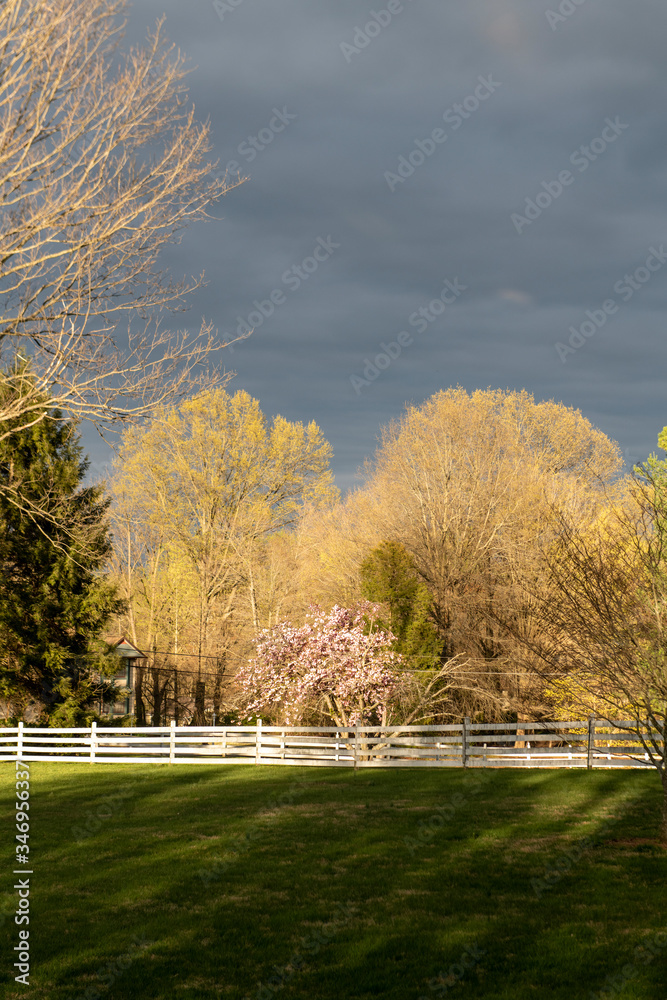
[237,603,405,726]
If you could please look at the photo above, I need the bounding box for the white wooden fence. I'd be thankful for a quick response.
[0,719,660,768]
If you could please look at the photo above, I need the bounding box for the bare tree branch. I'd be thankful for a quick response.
[0,0,244,439]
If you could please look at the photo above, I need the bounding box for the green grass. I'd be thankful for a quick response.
[1,763,666,1000]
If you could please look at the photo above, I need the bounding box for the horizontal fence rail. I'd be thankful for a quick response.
[0,720,661,768]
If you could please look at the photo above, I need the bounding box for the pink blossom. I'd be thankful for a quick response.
[237,603,404,726]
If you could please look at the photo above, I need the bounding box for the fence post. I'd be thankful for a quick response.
[354,725,359,770]
[587,715,596,770]
[169,719,176,764]
[255,718,262,764]
[462,717,469,768]
[17,720,23,762]
[90,720,97,764]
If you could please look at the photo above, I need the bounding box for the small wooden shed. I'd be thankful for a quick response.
[104,637,147,717]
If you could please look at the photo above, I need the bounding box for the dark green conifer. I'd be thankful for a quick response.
[0,367,124,723]
[360,540,443,669]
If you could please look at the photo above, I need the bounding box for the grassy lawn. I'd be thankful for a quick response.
[1,763,666,1000]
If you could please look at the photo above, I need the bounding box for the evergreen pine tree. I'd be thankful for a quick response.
[360,540,443,669]
[0,369,124,723]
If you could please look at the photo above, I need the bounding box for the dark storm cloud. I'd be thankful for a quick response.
[103,0,667,486]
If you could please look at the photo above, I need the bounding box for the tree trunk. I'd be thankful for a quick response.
[152,667,161,727]
[213,655,225,724]
[248,566,259,632]
[126,527,139,648]
[193,680,206,726]
[135,665,146,727]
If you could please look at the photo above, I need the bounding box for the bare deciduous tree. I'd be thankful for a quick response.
[518,462,667,842]
[0,0,240,444]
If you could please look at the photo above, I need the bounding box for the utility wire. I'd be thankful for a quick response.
[129,651,569,678]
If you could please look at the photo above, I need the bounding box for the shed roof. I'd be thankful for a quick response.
[106,637,147,659]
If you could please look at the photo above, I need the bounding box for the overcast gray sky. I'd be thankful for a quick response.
[94,0,667,489]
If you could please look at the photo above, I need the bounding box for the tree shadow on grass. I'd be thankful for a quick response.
[1,765,664,1000]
